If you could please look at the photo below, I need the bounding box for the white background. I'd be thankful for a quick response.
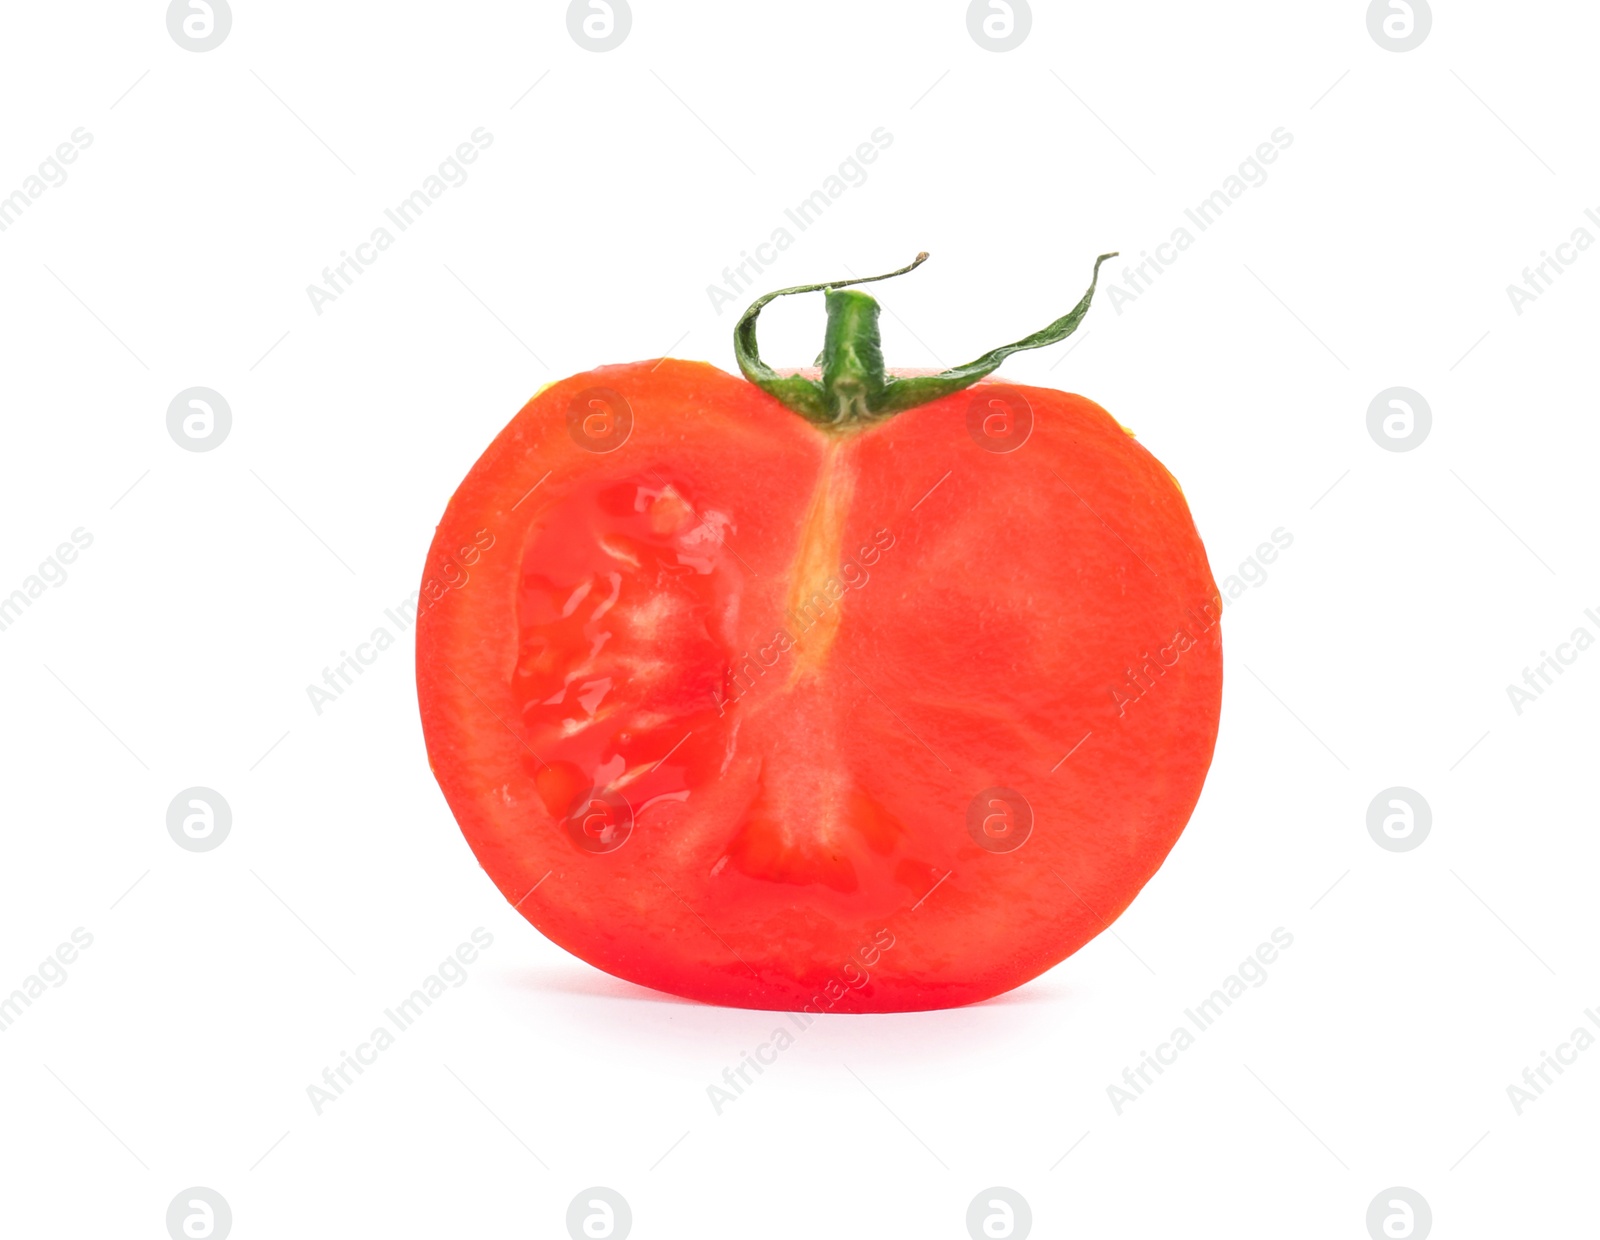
[1,1,1595,1237]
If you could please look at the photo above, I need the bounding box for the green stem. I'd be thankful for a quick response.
[733,250,1118,427]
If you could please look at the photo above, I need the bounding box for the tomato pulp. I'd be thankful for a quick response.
[416,257,1222,1011]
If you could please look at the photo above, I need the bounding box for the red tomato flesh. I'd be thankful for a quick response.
[417,360,1221,1011]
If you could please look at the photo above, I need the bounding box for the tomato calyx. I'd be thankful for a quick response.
[733,250,1120,429]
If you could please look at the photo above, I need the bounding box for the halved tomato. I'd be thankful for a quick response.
[417,255,1222,1011]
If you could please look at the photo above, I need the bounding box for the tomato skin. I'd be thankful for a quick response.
[418,359,1221,1011]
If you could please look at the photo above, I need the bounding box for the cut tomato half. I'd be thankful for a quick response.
[417,255,1222,1011]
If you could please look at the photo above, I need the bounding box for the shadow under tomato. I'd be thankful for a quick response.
[502,964,702,1006]
[494,961,1080,1074]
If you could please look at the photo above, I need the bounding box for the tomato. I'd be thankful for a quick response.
[417,254,1222,1011]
